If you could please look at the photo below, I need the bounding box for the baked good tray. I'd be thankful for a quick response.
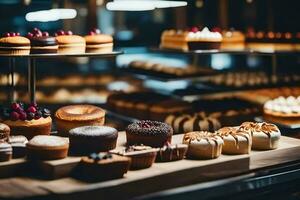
[0,132,300,200]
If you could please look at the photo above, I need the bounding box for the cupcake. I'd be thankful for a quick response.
[79,152,131,182]
[55,30,86,54]
[126,120,173,148]
[84,28,113,53]
[183,131,223,159]
[0,32,30,55]
[8,135,28,158]
[156,142,188,162]
[0,142,12,162]
[27,28,58,54]
[0,102,52,139]
[69,126,118,156]
[111,145,158,170]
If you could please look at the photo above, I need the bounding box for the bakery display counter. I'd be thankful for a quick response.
[0,132,300,200]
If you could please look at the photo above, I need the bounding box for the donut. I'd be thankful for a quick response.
[183,131,223,159]
[126,120,173,147]
[55,105,105,137]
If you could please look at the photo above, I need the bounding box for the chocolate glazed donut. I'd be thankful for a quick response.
[126,120,173,148]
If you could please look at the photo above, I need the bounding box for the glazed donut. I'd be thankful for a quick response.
[183,131,223,159]
[55,105,105,136]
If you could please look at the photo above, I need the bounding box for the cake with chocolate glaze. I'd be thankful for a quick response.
[0,102,52,139]
[69,126,118,156]
[126,120,173,147]
[156,142,188,162]
[0,32,30,55]
[84,28,113,53]
[27,28,58,54]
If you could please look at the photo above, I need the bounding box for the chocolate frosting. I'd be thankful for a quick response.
[126,120,173,136]
[29,36,58,46]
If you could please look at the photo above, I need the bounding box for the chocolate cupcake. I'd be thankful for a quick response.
[8,135,28,158]
[69,126,118,156]
[111,145,158,170]
[0,142,12,162]
[126,120,173,147]
[27,28,58,54]
[0,123,10,142]
[156,142,188,162]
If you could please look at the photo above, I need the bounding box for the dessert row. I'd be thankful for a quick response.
[160,27,300,51]
[0,28,113,55]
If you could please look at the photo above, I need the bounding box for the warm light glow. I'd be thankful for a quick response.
[106,0,187,11]
[25,9,77,22]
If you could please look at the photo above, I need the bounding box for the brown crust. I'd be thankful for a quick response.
[56,35,85,44]
[84,34,113,44]
[0,36,30,46]
[55,105,105,121]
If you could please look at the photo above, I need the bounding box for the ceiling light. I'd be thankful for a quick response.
[25,9,77,22]
[106,0,187,11]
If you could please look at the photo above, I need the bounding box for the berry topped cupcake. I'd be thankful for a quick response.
[27,28,58,54]
[55,30,86,54]
[0,32,30,55]
[0,102,52,139]
[84,28,113,53]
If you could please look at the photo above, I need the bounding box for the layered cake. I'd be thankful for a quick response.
[221,30,245,50]
[55,30,86,54]
[263,96,300,125]
[84,28,113,53]
[0,102,52,139]
[8,135,28,158]
[0,142,12,162]
[160,27,222,51]
[0,32,30,55]
[27,28,58,54]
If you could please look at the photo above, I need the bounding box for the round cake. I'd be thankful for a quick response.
[0,142,12,162]
[182,131,223,159]
[126,120,173,147]
[217,126,251,154]
[0,123,10,142]
[55,105,105,136]
[26,135,69,160]
[55,30,86,54]
[239,122,281,150]
[0,32,30,55]
[0,102,52,139]
[69,126,118,156]
[27,28,58,54]
[84,28,113,53]
[263,96,300,125]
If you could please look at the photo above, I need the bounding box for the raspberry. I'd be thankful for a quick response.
[27,106,36,113]
[11,103,20,111]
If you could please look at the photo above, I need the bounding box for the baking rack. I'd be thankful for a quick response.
[2,51,123,104]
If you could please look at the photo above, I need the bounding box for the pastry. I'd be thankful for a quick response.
[27,28,58,54]
[55,105,105,136]
[221,30,245,50]
[160,27,222,51]
[26,135,69,160]
[84,28,113,53]
[263,96,300,125]
[0,123,10,142]
[55,30,86,54]
[69,126,118,156]
[0,142,12,162]
[8,135,28,158]
[0,32,30,55]
[0,102,52,139]
[217,126,251,154]
[156,142,188,162]
[126,120,173,147]
[79,152,131,182]
[239,122,281,150]
[111,145,158,169]
[183,131,223,159]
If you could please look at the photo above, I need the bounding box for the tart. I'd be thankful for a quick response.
[8,135,28,158]
[0,142,12,162]
[126,120,173,147]
[239,122,281,150]
[69,126,118,156]
[0,32,30,55]
[217,126,251,154]
[0,102,52,139]
[221,30,245,50]
[79,152,131,182]
[55,30,86,54]
[26,135,69,160]
[0,123,10,142]
[111,145,158,170]
[156,142,188,162]
[183,131,223,159]
[84,28,113,53]
[55,105,105,137]
[27,28,58,54]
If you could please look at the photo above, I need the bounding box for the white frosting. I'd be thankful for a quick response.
[264,96,300,114]
[187,27,222,40]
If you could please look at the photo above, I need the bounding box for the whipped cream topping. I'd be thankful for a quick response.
[187,27,222,40]
[264,96,300,114]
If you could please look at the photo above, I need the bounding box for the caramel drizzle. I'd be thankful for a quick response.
[239,122,278,138]
[218,127,251,147]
